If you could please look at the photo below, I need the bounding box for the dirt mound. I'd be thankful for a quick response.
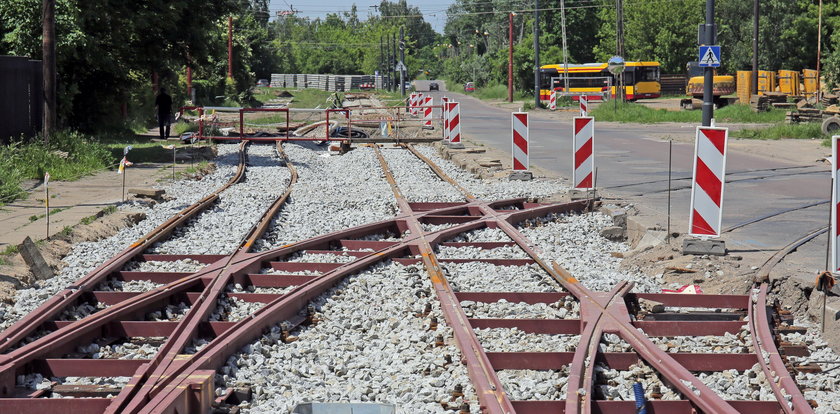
[277,91,294,98]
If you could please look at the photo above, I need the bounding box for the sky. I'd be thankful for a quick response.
[268,1,456,33]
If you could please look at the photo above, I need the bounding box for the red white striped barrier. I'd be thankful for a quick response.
[832,135,840,271]
[579,95,589,117]
[688,126,729,237]
[549,90,557,111]
[573,117,594,188]
[441,96,450,141]
[408,93,417,114]
[511,112,529,171]
[413,93,424,115]
[423,96,433,128]
[446,101,462,148]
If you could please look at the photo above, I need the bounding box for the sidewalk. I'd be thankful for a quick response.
[0,163,181,248]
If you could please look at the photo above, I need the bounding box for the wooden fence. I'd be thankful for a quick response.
[0,56,43,145]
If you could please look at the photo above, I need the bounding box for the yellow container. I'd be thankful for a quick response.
[778,70,800,95]
[737,71,753,104]
[803,69,818,95]
[758,70,776,95]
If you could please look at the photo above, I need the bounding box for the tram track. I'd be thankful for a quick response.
[0,142,830,413]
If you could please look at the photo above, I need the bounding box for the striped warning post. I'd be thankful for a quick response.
[423,96,433,128]
[688,126,729,237]
[441,96,450,141]
[413,93,424,116]
[579,95,589,117]
[511,112,529,171]
[408,92,417,114]
[447,101,463,148]
[832,136,840,271]
[549,90,557,111]
[573,117,594,188]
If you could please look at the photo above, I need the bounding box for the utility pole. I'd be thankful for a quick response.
[616,0,625,102]
[702,0,715,126]
[752,0,759,95]
[379,36,384,89]
[817,0,823,99]
[227,16,233,79]
[42,0,56,144]
[533,0,540,108]
[391,33,397,92]
[508,12,514,102]
[560,0,569,97]
[399,26,406,97]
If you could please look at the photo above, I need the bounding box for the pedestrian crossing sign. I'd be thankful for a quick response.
[698,45,721,67]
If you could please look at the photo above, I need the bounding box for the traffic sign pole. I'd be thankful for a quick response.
[702,0,716,127]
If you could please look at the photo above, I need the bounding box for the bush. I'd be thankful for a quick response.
[0,131,112,204]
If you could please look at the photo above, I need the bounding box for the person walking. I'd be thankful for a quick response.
[155,88,173,139]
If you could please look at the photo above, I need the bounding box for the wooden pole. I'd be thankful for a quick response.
[42,0,56,144]
[228,16,233,79]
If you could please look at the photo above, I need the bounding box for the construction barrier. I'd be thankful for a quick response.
[803,69,818,95]
[447,101,462,146]
[736,71,753,104]
[758,70,776,95]
[549,90,557,111]
[573,117,594,189]
[833,136,840,272]
[579,95,589,117]
[688,126,729,237]
[511,112,529,171]
[423,96,433,128]
[441,96,450,142]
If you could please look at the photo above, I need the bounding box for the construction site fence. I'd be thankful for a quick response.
[269,73,385,92]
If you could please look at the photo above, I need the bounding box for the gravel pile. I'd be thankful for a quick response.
[783,322,840,413]
[97,279,163,292]
[77,340,162,360]
[437,245,527,259]
[219,261,477,413]
[146,302,190,321]
[414,145,567,199]
[695,365,775,400]
[227,283,295,295]
[17,373,130,392]
[595,361,680,400]
[519,212,662,292]
[445,228,512,243]
[497,369,568,400]
[461,298,579,319]
[210,295,268,322]
[58,301,108,321]
[123,259,207,273]
[443,262,558,292]
[0,144,242,331]
[474,328,579,352]
[286,252,357,263]
[257,144,397,250]
[151,144,290,255]
[649,330,752,353]
[379,148,464,202]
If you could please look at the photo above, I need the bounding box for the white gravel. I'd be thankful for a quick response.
[0,144,242,331]
[256,144,397,250]
[151,144,290,254]
[497,369,569,400]
[219,261,477,413]
[474,328,579,352]
[123,259,207,273]
[437,245,527,259]
[414,145,567,200]
[461,298,579,319]
[444,262,559,292]
[783,321,840,413]
[210,295,268,322]
[379,148,464,202]
[519,212,662,292]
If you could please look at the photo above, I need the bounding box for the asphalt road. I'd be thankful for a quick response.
[428,90,832,276]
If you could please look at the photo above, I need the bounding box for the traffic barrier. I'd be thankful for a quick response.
[412,93,424,115]
[511,112,529,170]
[549,90,557,111]
[441,96,450,142]
[579,95,589,117]
[832,135,840,271]
[409,92,418,114]
[424,96,433,128]
[688,126,729,237]
[573,117,594,188]
[447,101,463,148]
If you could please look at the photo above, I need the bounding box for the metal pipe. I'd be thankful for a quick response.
[702,0,715,127]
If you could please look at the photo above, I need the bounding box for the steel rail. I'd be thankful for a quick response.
[0,142,248,355]
[748,284,812,414]
[0,141,296,412]
[723,200,828,233]
[754,226,829,283]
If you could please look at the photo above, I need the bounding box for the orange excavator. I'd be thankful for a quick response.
[680,61,736,109]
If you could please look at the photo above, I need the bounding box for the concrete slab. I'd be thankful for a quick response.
[19,236,53,281]
[682,238,726,256]
[448,142,465,150]
[508,171,533,181]
[569,189,600,200]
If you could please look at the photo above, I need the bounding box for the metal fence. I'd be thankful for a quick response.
[270,74,382,91]
[0,56,43,145]
[660,74,688,96]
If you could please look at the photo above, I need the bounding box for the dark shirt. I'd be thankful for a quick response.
[155,93,172,115]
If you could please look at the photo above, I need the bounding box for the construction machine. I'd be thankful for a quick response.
[680,61,736,110]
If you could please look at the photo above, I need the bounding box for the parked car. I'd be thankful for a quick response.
[464,82,475,92]
[256,79,270,87]
[429,82,439,91]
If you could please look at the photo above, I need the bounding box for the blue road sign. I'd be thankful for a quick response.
[698,45,721,67]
